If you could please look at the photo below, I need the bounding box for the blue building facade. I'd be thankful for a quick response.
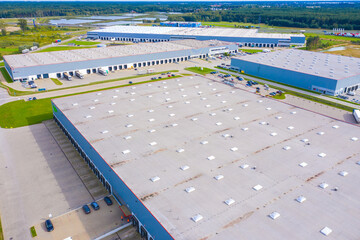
[231,58,360,95]
[52,102,174,240]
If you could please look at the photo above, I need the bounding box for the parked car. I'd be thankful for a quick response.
[161,73,166,75]
[158,77,162,79]
[168,74,171,77]
[151,77,156,80]
[104,196,113,206]
[91,202,100,210]
[128,81,133,84]
[45,219,54,232]
[167,72,171,74]
[171,74,175,77]
[82,204,91,214]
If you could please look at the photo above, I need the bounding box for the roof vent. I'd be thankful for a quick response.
[259,121,267,125]
[221,100,227,103]
[318,153,326,158]
[291,111,297,114]
[242,127,249,131]
[89,106,95,110]
[207,155,215,160]
[205,105,211,108]
[124,136,132,140]
[351,137,358,141]
[191,117,198,121]
[230,147,238,152]
[301,139,309,143]
[169,113,175,117]
[287,126,294,130]
[319,182,328,189]
[148,95,153,98]
[180,165,189,171]
[148,118,155,122]
[283,146,291,150]
[127,114,134,118]
[108,110,114,114]
[149,142,157,146]
[101,130,109,134]
[276,116,282,119]
[332,125,339,129]
[296,196,306,203]
[270,132,278,136]
[125,124,133,128]
[94,99,99,102]
[253,184,263,191]
[129,99,135,102]
[112,96,118,99]
[177,148,185,153]
[269,212,280,220]
[200,141,208,145]
[299,162,308,167]
[191,214,203,223]
[167,105,173,108]
[234,117,240,120]
[150,176,160,182]
[185,101,191,104]
[110,102,116,105]
[240,164,249,169]
[171,123,178,127]
[224,198,235,206]
[320,227,332,236]
[216,94,221,97]
[317,132,325,135]
[148,129,156,133]
[72,103,78,106]
[185,187,195,193]
[201,97,207,101]
[243,104,248,107]
[338,171,348,177]
[214,175,224,180]
[210,113,216,116]
[122,149,131,154]
[266,107,271,110]
[85,115,92,118]
[215,122,222,126]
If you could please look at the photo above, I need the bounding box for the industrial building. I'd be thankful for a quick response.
[52,76,360,240]
[160,22,202,28]
[231,49,360,95]
[87,26,305,47]
[3,39,237,82]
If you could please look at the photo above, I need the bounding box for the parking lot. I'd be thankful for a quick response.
[0,121,128,239]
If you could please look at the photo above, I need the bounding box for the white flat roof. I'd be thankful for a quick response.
[91,25,304,39]
[233,49,360,80]
[4,39,233,69]
[53,76,360,239]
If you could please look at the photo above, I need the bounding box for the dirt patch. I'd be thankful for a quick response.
[306,171,325,182]
[5,26,20,32]
[222,211,254,229]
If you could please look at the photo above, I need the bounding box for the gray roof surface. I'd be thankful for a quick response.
[91,25,304,39]
[233,49,360,80]
[4,39,232,69]
[53,76,360,240]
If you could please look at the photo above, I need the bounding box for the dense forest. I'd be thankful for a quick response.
[0,2,359,30]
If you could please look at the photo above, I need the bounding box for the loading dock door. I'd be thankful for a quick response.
[43,73,49,78]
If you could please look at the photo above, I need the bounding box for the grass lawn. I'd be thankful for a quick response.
[0,67,13,83]
[185,67,215,75]
[239,49,263,54]
[272,93,287,100]
[0,75,182,128]
[0,216,3,240]
[0,62,4,67]
[202,21,265,28]
[51,78,63,85]
[36,46,96,52]
[30,226,37,238]
[63,40,100,46]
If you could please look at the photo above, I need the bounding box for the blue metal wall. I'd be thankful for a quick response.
[231,58,339,95]
[87,31,305,45]
[10,44,237,80]
[52,101,174,240]
[3,57,13,79]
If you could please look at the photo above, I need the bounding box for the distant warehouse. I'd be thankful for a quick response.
[160,22,202,28]
[87,26,305,47]
[231,49,360,95]
[3,40,237,82]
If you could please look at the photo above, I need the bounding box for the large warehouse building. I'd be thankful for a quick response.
[231,49,360,95]
[52,76,360,240]
[87,26,305,47]
[3,39,237,82]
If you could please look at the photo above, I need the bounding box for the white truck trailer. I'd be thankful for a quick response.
[353,109,360,123]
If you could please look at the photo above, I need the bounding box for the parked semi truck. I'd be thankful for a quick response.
[75,71,84,79]
[353,109,360,123]
[63,72,72,81]
[98,68,108,76]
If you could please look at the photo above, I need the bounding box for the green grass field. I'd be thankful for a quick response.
[50,78,63,85]
[0,67,12,83]
[185,67,214,75]
[63,40,100,46]
[239,49,263,54]
[0,62,4,67]
[36,46,96,52]
[0,216,3,240]
[0,75,182,128]
[202,21,265,28]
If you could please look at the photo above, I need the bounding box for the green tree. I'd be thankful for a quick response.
[18,19,27,32]
[1,28,6,36]
[154,18,161,23]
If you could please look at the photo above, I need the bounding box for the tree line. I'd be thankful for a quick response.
[0,2,359,30]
